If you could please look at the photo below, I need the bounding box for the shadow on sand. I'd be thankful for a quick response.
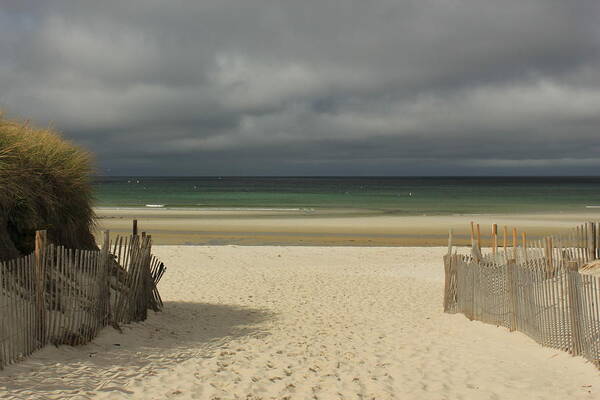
[0,302,275,397]
[124,300,275,349]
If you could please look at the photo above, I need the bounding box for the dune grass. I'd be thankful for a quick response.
[0,115,97,259]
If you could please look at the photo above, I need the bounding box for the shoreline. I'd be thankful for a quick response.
[94,207,600,246]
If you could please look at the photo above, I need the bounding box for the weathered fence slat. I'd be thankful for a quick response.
[444,221,600,370]
[0,229,165,370]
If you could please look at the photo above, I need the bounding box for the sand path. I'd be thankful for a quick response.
[1,246,598,399]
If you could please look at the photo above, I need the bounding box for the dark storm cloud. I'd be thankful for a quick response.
[1,0,599,175]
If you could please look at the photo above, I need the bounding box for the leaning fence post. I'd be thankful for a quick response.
[507,258,518,332]
[566,261,582,356]
[34,230,47,347]
[144,235,153,313]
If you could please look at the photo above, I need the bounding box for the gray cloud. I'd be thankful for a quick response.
[1,0,599,175]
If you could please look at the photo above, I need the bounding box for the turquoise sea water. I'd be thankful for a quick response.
[92,177,600,215]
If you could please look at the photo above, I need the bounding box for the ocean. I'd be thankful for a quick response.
[91,177,600,215]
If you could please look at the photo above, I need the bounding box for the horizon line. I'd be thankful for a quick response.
[91,175,600,178]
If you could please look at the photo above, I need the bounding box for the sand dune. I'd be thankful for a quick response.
[1,246,598,399]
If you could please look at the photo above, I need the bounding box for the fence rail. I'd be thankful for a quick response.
[0,230,165,369]
[444,221,600,368]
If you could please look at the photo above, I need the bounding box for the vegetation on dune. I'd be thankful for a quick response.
[0,114,97,260]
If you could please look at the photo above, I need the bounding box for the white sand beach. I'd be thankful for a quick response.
[1,246,598,399]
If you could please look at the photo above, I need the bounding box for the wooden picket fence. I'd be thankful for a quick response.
[0,230,165,369]
[444,221,600,368]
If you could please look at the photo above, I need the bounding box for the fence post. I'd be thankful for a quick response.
[566,261,582,356]
[587,222,596,260]
[34,230,47,347]
[492,224,498,256]
[507,258,518,332]
[132,219,138,236]
[512,228,518,261]
[594,222,600,259]
[101,230,111,327]
[443,254,452,312]
[144,235,153,315]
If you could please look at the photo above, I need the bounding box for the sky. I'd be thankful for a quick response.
[1,0,599,176]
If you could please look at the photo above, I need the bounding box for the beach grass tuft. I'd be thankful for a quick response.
[0,114,97,259]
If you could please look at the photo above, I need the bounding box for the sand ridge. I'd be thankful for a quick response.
[1,246,598,399]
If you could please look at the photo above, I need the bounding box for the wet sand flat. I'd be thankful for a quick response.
[95,208,600,246]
